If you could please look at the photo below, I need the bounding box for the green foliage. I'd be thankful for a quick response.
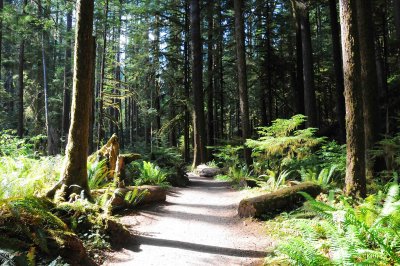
[0,156,61,199]
[0,130,47,157]
[213,145,243,169]
[246,115,325,173]
[227,165,252,184]
[298,165,338,189]
[55,198,112,250]
[123,187,149,207]
[256,170,291,191]
[134,161,170,187]
[0,196,69,260]
[87,159,111,190]
[265,184,400,265]
[372,133,400,173]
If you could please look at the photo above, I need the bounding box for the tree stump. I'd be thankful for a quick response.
[88,134,120,179]
[238,182,321,218]
[115,153,141,185]
[88,135,141,186]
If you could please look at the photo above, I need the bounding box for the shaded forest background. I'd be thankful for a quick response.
[0,0,398,161]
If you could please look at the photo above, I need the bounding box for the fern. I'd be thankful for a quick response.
[246,115,325,172]
[268,185,400,265]
[257,170,290,191]
[123,188,149,207]
[135,161,170,187]
[87,159,111,189]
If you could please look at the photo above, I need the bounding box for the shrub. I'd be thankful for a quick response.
[265,184,400,265]
[246,115,325,173]
[134,161,169,187]
[0,156,62,200]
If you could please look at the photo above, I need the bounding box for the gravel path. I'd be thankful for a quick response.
[104,174,273,266]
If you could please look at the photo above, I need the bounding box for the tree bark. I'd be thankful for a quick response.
[89,36,96,154]
[394,0,400,42]
[17,0,27,138]
[154,1,161,146]
[356,0,380,179]
[234,0,252,166]
[206,0,215,156]
[184,1,190,162]
[61,9,73,146]
[0,0,3,81]
[291,1,305,116]
[339,0,366,198]
[329,0,346,143]
[191,0,207,167]
[52,0,94,199]
[298,1,317,128]
[97,0,109,148]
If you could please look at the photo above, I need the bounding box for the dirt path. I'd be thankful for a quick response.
[104,174,273,266]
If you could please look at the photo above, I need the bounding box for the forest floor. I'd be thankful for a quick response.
[104,173,273,266]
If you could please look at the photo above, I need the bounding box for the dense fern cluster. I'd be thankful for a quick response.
[213,116,345,192]
[265,185,400,265]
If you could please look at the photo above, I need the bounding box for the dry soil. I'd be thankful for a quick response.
[104,173,273,266]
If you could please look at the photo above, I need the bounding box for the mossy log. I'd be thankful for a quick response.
[93,185,167,211]
[238,182,321,218]
[112,186,167,207]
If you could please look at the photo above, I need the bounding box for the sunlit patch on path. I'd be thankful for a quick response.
[104,174,273,266]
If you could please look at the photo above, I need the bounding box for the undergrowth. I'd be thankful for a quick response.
[264,184,400,265]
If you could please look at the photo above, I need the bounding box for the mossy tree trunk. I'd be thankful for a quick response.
[51,0,94,199]
[356,0,380,179]
[339,0,366,198]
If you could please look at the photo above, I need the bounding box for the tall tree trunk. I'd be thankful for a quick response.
[234,0,252,166]
[89,36,96,154]
[206,0,215,157]
[329,0,346,143]
[184,0,190,162]
[38,2,56,155]
[291,1,305,116]
[339,0,366,198]
[49,0,94,199]
[0,0,3,81]
[61,8,72,146]
[356,0,379,179]
[266,2,274,123]
[17,0,27,138]
[191,0,207,166]
[217,0,224,139]
[394,0,400,42]
[115,1,123,147]
[297,1,317,128]
[97,0,109,147]
[257,2,268,126]
[154,2,161,146]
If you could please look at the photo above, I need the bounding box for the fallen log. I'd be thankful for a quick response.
[92,185,167,212]
[238,182,321,218]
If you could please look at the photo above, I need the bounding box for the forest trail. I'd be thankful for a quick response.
[104,173,273,266]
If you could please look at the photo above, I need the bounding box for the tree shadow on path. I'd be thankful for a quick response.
[125,235,270,258]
